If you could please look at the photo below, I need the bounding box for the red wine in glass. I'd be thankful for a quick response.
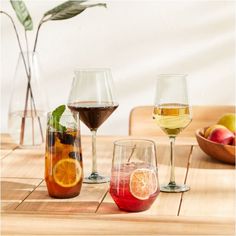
[68,101,119,131]
[67,68,119,184]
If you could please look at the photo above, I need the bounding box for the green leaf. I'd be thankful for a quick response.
[49,105,66,132]
[10,0,33,30]
[52,105,66,121]
[43,0,106,21]
[53,122,67,133]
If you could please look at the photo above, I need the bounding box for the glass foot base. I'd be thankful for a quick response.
[83,172,110,184]
[160,183,190,193]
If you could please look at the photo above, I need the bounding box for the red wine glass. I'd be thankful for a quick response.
[68,68,118,184]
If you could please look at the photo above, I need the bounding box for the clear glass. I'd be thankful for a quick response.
[67,68,119,184]
[153,74,192,192]
[8,52,48,147]
[45,111,83,198]
[110,139,160,212]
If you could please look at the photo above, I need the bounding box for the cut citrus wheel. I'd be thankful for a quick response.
[53,159,82,187]
[129,168,158,200]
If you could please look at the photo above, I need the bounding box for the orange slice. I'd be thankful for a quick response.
[130,168,158,200]
[53,159,82,187]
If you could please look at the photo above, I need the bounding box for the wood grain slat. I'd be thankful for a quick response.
[1,134,235,235]
[17,181,109,213]
[180,146,236,218]
[98,145,192,215]
[1,178,42,211]
[0,135,114,179]
[0,134,18,159]
[1,148,45,178]
[1,202,20,212]
[1,213,234,235]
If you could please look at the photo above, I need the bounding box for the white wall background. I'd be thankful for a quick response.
[1,0,235,135]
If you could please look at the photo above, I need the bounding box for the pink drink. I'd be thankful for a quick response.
[110,162,160,212]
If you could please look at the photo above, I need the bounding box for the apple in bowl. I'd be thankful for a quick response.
[207,127,234,145]
[203,113,236,146]
[195,128,235,164]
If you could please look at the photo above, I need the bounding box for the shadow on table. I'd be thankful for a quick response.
[1,181,37,200]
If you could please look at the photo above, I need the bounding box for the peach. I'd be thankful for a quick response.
[204,125,227,138]
[208,127,234,145]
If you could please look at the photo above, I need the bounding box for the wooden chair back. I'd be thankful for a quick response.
[129,106,235,137]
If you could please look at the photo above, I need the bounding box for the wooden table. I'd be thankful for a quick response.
[1,134,235,235]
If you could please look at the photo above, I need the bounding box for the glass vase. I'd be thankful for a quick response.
[8,52,48,147]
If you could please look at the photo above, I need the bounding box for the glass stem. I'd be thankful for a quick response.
[91,130,97,174]
[169,136,176,185]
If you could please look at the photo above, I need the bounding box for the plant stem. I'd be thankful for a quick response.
[25,31,35,145]
[1,11,29,77]
[20,31,31,145]
[20,82,30,145]
[33,18,44,52]
[1,11,30,145]
[30,94,35,145]
[1,11,43,145]
[24,31,44,144]
[32,18,46,142]
[25,31,31,75]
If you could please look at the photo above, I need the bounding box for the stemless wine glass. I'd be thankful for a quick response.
[153,74,192,192]
[110,139,160,212]
[68,68,119,184]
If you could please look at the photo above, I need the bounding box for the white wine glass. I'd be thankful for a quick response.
[153,74,192,192]
[68,68,119,184]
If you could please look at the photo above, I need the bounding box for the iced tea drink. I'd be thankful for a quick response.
[45,109,83,198]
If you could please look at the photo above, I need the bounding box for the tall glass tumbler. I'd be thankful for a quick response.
[45,111,83,198]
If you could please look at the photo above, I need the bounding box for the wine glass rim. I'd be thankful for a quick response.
[113,138,156,148]
[47,111,78,117]
[74,68,111,73]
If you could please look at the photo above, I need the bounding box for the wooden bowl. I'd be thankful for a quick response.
[195,128,235,165]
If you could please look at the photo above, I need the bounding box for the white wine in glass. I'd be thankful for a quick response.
[153,74,192,192]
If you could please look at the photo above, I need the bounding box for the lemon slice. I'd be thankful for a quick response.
[130,168,158,200]
[53,159,82,187]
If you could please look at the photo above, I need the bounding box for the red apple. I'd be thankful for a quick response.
[208,127,234,145]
